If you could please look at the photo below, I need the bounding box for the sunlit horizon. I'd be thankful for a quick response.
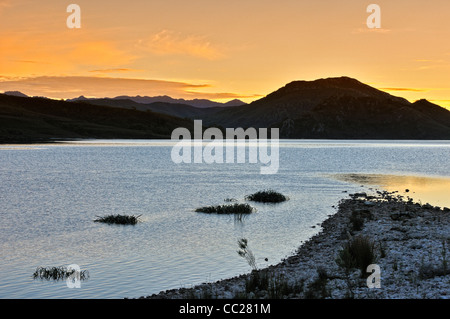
[1,0,450,109]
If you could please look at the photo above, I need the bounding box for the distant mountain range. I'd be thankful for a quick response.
[1,76,450,142]
[66,95,246,108]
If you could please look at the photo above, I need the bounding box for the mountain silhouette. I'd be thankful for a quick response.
[4,91,29,98]
[68,95,246,108]
[199,76,450,139]
[72,98,225,119]
[0,94,195,143]
[1,76,450,142]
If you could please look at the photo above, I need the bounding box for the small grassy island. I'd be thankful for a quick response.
[245,190,288,203]
[94,214,142,225]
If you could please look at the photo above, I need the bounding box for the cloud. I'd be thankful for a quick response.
[0,0,10,10]
[11,60,46,64]
[414,59,445,63]
[139,30,225,60]
[89,68,139,74]
[0,33,136,76]
[183,90,262,100]
[351,28,392,34]
[413,58,450,71]
[380,87,427,92]
[0,75,255,101]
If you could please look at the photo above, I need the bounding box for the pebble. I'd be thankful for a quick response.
[143,192,450,300]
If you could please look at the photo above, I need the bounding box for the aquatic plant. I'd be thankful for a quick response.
[32,266,89,281]
[237,238,257,270]
[245,190,288,203]
[195,203,255,215]
[94,214,142,225]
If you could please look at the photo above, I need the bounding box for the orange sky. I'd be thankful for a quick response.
[1,0,449,108]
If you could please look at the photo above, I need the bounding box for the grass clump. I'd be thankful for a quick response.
[236,238,303,298]
[245,190,288,203]
[242,269,304,299]
[336,235,376,277]
[195,203,255,215]
[32,266,89,281]
[94,214,142,225]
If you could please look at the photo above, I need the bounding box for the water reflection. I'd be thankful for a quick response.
[332,173,450,208]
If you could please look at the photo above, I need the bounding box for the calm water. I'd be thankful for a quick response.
[0,140,449,299]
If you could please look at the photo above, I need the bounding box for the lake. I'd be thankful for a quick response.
[0,139,449,299]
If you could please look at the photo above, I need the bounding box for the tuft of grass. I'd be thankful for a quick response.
[94,214,142,225]
[336,235,376,277]
[245,190,288,203]
[243,269,303,299]
[195,203,255,215]
[32,266,89,281]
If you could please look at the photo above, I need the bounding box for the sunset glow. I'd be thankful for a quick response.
[1,0,449,108]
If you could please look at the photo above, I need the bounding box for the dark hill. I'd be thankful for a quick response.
[201,77,450,139]
[69,95,246,108]
[2,76,450,142]
[0,94,195,143]
[274,95,450,139]
[78,98,224,119]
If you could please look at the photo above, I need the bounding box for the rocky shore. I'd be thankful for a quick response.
[142,191,450,299]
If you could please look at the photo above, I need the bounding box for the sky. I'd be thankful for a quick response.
[1,0,450,109]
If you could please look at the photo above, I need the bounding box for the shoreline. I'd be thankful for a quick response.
[142,191,449,299]
[2,138,450,145]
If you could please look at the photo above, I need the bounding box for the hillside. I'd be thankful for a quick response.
[2,76,450,142]
[0,94,195,143]
[201,77,450,139]
[68,95,246,108]
[76,98,223,119]
[273,95,450,139]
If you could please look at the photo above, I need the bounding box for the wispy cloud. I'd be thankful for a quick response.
[89,68,139,74]
[414,59,445,63]
[138,30,225,60]
[351,28,392,34]
[0,0,11,10]
[184,91,262,100]
[0,75,255,101]
[11,59,50,65]
[380,87,427,92]
[0,32,136,76]
[413,58,450,71]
